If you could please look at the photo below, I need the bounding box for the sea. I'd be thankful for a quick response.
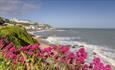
[34,28,115,68]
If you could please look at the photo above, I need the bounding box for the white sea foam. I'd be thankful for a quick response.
[46,36,81,42]
[55,30,66,31]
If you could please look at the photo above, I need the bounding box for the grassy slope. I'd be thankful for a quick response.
[0,26,37,48]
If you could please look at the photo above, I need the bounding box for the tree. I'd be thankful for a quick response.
[5,19,12,23]
[44,24,52,29]
[0,17,5,25]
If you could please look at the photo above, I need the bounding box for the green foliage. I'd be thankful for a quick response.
[37,24,52,29]
[0,17,5,25]
[5,19,14,24]
[5,19,10,23]
[0,26,37,47]
[17,22,32,26]
[43,24,52,29]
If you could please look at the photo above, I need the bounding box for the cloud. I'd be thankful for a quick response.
[0,0,39,16]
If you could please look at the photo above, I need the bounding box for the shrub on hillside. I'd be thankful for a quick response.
[0,17,5,25]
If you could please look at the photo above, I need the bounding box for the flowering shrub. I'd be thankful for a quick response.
[0,39,112,70]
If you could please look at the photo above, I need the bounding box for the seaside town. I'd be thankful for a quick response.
[0,17,53,31]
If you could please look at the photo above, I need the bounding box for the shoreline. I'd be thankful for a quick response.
[28,30,52,48]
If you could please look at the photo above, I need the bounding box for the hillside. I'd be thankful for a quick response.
[0,26,37,48]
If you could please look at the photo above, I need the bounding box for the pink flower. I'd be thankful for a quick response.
[89,63,93,69]
[28,51,33,56]
[43,47,52,53]
[13,60,17,65]
[29,44,39,50]
[104,64,112,70]
[26,45,32,49]
[4,52,12,59]
[83,52,88,58]
[60,46,70,53]
[5,52,17,60]
[90,57,112,70]
[3,42,13,52]
[18,47,27,51]
[19,57,25,64]
[78,47,85,53]
[99,62,104,69]
[92,57,101,65]
[37,53,44,58]
[76,57,85,63]
[5,42,13,50]
[76,47,88,59]
[68,52,75,59]
[83,63,89,69]
[9,47,16,52]
[11,54,17,59]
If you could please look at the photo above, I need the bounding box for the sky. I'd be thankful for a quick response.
[0,0,115,28]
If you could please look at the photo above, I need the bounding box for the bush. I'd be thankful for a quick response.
[0,17,5,25]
